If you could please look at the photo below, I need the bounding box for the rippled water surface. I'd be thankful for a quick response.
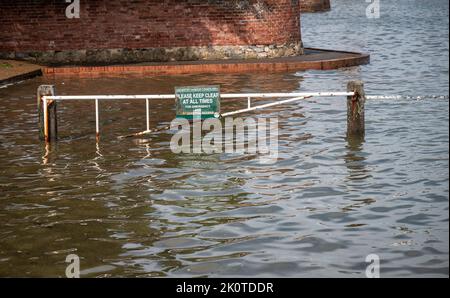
[0,0,448,277]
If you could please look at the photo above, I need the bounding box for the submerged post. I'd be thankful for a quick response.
[37,85,57,142]
[347,81,366,138]
[146,98,150,132]
[95,99,100,142]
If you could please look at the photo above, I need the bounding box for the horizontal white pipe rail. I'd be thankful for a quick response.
[46,93,438,101]
[42,92,355,101]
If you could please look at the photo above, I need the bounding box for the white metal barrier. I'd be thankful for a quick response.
[38,82,368,143]
[41,92,355,141]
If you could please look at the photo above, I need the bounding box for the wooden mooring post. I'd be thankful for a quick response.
[37,85,57,142]
[347,81,366,138]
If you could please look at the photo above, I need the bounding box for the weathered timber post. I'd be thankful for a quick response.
[347,81,366,138]
[37,85,57,142]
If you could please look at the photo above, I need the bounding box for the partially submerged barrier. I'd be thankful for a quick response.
[37,81,366,143]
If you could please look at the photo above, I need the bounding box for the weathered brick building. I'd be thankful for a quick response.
[0,0,303,65]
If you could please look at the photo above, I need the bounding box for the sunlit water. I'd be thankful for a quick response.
[0,0,448,277]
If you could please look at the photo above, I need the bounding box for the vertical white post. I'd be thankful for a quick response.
[95,98,99,141]
[43,97,48,143]
[247,97,251,109]
[146,98,150,132]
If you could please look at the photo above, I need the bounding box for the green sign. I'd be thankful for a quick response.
[175,86,220,119]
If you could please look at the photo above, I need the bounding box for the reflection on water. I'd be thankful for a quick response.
[0,0,448,277]
[345,135,369,181]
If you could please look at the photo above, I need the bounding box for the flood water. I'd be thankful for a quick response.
[0,0,448,277]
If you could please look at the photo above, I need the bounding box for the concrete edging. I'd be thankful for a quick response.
[42,48,370,77]
[0,69,43,87]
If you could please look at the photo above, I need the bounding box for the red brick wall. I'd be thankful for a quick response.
[301,0,331,12]
[0,0,301,53]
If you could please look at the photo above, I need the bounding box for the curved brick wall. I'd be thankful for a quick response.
[0,0,303,65]
[301,0,331,12]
